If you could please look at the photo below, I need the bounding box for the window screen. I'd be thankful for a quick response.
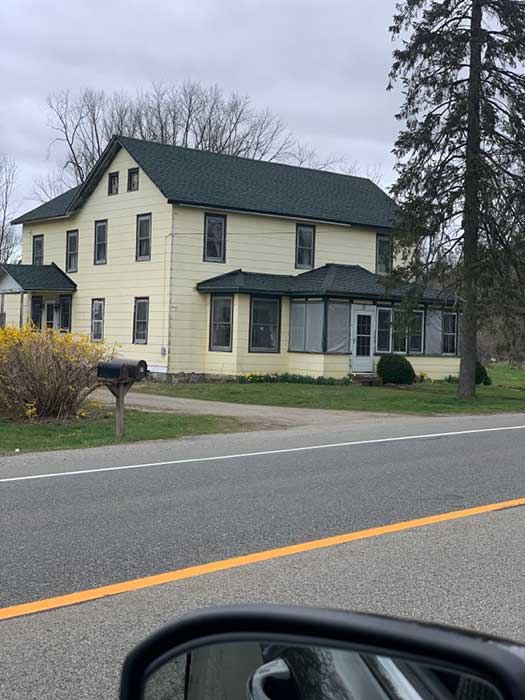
[250,298,280,352]
[442,312,457,354]
[326,301,350,353]
[204,215,226,262]
[210,296,232,351]
[305,301,323,352]
[289,301,306,351]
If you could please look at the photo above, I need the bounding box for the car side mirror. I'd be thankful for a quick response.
[120,606,525,700]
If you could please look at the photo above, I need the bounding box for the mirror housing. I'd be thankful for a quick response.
[120,605,525,700]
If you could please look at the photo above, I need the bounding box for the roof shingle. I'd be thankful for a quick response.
[0,263,77,291]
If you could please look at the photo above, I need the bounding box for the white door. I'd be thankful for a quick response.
[351,308,374,373]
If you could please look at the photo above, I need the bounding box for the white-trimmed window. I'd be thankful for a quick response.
[91,299,104,341]
[442,312,457,354]
[66,230,78,272]
[204,214,226,262]
[210,295,233,351]
[376,307,424,354]
[136,214,152,261]
[408,310,424,353]
[295,224,315,269]
[133,297,149,344]
[94,220,107,264]
[249,297,280,353]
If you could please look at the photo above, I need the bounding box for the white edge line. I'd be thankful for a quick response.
[2,424,525,485]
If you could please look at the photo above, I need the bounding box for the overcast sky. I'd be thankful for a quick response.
[1,0,401,215]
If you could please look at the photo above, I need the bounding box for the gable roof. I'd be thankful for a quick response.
[13,136,397,229]
[0,263,77,292]
[196,264,455,305]
[12,186,81,226]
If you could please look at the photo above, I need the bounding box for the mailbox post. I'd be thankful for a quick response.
[97,359,148,439]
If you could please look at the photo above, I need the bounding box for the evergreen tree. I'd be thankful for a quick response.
[389,0,525,398]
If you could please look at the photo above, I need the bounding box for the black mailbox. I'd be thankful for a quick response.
[97,358,148,382]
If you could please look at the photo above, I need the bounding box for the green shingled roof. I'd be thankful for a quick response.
[197,264,454,305]
[12,186,81,225]
[0,263,76,291]
[13,136,397,229]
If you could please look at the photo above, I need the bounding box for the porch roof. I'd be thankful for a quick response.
[197,264,456,305]
[0,263,77,293]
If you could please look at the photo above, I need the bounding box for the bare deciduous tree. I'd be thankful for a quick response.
[44,81,324,188]
[0,154,18,264]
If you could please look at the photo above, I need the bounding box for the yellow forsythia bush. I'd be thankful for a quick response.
[0,325,115,419]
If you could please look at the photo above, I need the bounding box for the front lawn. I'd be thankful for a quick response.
[0,410,250,455]
[134,364,525,415]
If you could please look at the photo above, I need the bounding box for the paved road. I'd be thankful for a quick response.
[1,507,523,699]
[1,411,524,607]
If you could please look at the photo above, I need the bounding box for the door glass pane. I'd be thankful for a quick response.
[356,314,371,356]
[46,304,54,329]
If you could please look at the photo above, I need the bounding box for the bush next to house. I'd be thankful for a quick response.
[0,325,114,420]
[377,354,416,385]
[475,361,489,385]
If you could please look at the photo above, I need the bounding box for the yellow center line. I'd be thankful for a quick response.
[1,497,523,622]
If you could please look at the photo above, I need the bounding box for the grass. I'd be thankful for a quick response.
[0,409,250,455]
[134,364,525,415]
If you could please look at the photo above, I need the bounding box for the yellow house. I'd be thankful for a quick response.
[2,135,460,381]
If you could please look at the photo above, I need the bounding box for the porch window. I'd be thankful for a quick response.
[408,311,424,353]
[376,233,392,275]
[295,224,315,269]
[136,214,152,261]
[392,310,407,353]
[66,230,78,272]
[91,299,104,341]
[94,220,107,264]
[209,295,232,351]
[30,296,43,329]
[60,295,72,332]
[442,312,457,354]
[249,297,280,352]
[204,214,226,262]
[32,235,44,265]
[326,301,351,353]
[133,297,149,344]
[376,308,392,353]
[289,299,323,352]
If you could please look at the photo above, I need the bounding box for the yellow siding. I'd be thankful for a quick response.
[403,355,460,380]
[169,206,376,374]
[19,148,173,371]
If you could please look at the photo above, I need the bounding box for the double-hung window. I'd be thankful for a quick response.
[66,230,78,272]
[32,235,44,265]
[91,299,105,341]
[249,297,280,352]
[442,312,457,354]
[30,296,43,329]
[136,214,151,261]
[295,224,315,269]
[210,296,233,351]
[204,214,226,262]
[94,220,107,264]
[376,233,392,275]
[376,308,424,354]
[127,168,139,191]
[408,311,424,353]
[133,297,149,344]
[376,308,392,353]
[108,172,119,195]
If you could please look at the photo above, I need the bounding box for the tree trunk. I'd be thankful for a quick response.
[459,0,483,400]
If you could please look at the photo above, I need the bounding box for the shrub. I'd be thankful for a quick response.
[475,361,488,385]
[483,374,493,386]
[0,326,114,419]
[377,354,416,385]
[238,372,351,386]
[444,375,459,384]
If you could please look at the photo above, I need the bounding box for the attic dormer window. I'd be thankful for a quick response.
[108,172,119,196]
